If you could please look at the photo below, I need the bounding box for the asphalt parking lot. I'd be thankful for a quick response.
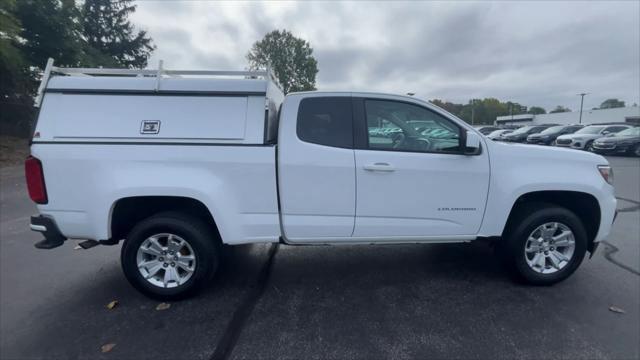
[1,156,638,360]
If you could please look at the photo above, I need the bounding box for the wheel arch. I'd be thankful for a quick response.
[109,196,222,244]
[502,190,601,253]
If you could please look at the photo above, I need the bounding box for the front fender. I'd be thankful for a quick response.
[479,142,615,239]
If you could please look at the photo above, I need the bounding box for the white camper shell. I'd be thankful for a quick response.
[33,59,284,145]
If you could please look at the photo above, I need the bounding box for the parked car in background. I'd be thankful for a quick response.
[501,124,557,143]
[526,125,583,145]
[592,127,640,157]
[474,126,500,135]
[486,129,514,140]
[555,124,632,151]
[407,120,437,133]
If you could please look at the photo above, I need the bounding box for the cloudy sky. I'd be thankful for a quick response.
[131,1,640,111]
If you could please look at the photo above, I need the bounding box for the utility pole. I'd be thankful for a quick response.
[578,93,588,124]
[471,100,475,125]
[509,102,514,122]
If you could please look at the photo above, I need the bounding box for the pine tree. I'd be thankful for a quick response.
[0,0,33,135]
[82,0,154,68]
[16,0,83,69]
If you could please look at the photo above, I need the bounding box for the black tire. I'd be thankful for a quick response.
[501,203,587,285]
[631,143,640,157]
[121,212,220,300]
[585,140,594,152]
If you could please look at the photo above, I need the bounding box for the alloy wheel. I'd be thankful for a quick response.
[136,233,197,288]
[524,222,575,274]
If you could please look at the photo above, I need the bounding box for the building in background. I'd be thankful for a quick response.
[495,106,640,126]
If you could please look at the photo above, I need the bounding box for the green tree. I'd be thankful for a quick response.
[528,106,546,115]
[598,98,625,109]
[430,99,463,116]
[247,29,318,94]
[550,105,571,113]
[0,0,33,135]
[0,0,26,95]
[81,0,155,68]
[0,0,23,70]
[16,0,82,69]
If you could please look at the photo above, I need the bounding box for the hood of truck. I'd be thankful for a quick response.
[488,139,607,164]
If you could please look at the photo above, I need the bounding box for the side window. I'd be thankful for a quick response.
[365,99,461,153]
[605,126,627,133]
[297,97,353,148]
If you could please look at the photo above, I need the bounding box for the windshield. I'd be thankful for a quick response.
[575,126,605,135]
[614,127,640,136]
[510,126,532,135]
[540,126,565,135]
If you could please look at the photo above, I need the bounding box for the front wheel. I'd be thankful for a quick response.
[585,140,594,152]
[631,143,640,157]
[501,204,587,285]
[121,212,220,300]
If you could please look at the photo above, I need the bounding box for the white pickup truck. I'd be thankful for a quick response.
[26,60,617,299]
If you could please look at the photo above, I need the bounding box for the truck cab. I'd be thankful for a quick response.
[278,93,488,242]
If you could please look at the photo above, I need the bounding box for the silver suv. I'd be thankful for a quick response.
[555,124,631,151]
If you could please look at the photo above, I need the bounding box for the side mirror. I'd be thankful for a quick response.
[602,131,610,135]
[464,130,482,155]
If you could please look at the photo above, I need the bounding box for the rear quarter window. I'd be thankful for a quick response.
[296,97,353,149]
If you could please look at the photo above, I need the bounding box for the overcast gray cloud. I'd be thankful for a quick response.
[131,1,640,111]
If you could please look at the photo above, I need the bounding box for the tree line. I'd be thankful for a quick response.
[1,0,154,136]
[429,98,629,125]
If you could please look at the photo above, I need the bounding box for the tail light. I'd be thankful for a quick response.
[25,156,48,204]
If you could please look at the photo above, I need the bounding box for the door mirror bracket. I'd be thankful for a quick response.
[464,130,482,155]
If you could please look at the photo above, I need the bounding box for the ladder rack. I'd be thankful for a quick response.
[34,58,282,107]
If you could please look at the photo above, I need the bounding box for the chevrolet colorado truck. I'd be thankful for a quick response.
[26,59,617,299]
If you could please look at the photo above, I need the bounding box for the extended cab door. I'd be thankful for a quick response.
[352,97,490,239]
[277,94,356,242]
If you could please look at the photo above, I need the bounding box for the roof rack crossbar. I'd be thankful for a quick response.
[50,66,272,79]
[34,58,54,108]
[35,58,283,107]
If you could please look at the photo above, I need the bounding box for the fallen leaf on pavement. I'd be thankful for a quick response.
[101,343,116,353]
[106,300,118,310]
[156,302,171,311]
[609,306,625,314]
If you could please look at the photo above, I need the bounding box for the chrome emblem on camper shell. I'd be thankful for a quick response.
[140,120,161,134]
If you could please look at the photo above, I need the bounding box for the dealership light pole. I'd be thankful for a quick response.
[578,93,589,124]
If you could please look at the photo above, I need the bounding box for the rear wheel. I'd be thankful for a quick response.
[501,203,587,285]
[121,212,220,300]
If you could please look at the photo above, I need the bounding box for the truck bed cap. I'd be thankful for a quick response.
[46,76,269,95]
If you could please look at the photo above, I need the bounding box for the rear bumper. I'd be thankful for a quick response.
[30,215,67,249]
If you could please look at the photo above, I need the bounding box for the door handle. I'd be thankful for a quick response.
[363,162,395,172]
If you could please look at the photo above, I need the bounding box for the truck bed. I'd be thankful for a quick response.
[31,143,280,244]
